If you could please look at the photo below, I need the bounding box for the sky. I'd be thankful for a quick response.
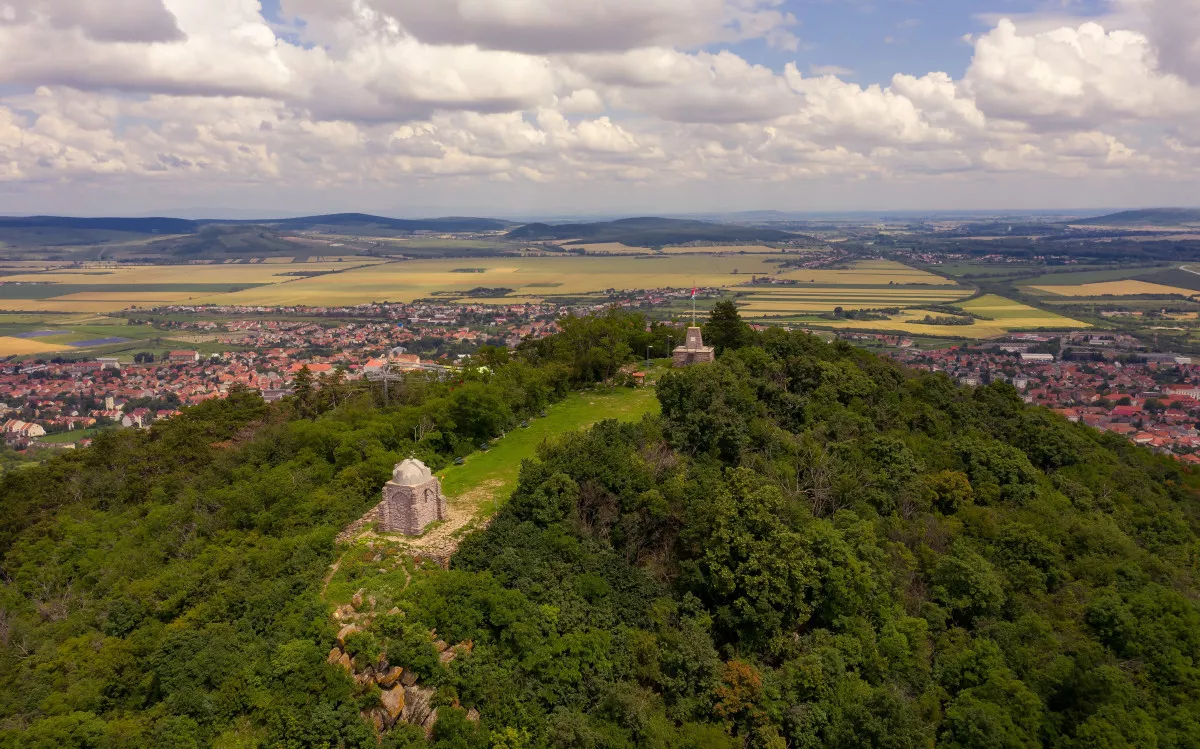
[1,0,1199,218]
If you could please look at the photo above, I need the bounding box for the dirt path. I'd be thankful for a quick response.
[329,385,659,577]
[333,478,505,568]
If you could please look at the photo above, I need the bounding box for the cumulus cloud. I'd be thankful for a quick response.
[0,0,182,43]
[1138,0,1200,84]
[0,0,1199,208]
[964,19,1196,127]
[300,0,796,54]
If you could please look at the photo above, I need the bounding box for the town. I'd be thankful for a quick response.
[0,289,713,452]
[889,331,1200,463]
[7,294,1200,469]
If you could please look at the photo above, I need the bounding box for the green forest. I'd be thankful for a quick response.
[2,305,1199,748]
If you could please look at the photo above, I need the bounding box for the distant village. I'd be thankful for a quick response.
[0,289,713,452]
[888,330,1200,463]
[7,293,1200,465]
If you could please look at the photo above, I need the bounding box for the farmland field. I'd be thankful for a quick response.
[0,336,72,356]
[195,255,787,306]
[957,295,1089,330]
[1030,280,1198,297]
[0,261,386,313]
[777,260,958,285]
[564,243,798,255]
[791,295,1088,338]
[1015,265,1168,287]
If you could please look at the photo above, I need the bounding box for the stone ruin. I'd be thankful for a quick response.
[672,326,716,367]
[379,458,447,536]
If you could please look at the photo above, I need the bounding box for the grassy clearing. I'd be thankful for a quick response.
[440,385,660,515]
[1030,280,1197,297]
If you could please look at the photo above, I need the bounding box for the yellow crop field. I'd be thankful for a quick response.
[736,292,972,318]
[786,295,1088,338]
[0,256,967,314]
[565,243,793,255]
[1031,280,1197,297]
[196,255,785,306]
[955,295,1089,330]
[0,261,382,287]
[0,336,72,356]
[563,243,646,254]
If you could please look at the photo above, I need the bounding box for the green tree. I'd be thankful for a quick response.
[704,300,754,355]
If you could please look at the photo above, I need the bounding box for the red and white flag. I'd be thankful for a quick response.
[690,287,697,299]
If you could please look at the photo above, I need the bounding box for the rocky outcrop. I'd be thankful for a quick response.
[327,631,474,739]
[378,666,404,687]
[402,684,438,737]
[381,686,405,721]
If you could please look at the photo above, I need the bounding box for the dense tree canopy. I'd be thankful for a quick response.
[2,307,1200,748]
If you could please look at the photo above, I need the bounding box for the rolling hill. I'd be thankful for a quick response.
[1073,208,1200,227]
[255,214,515,234]
[0,214,514,245]
[505,216,799,246]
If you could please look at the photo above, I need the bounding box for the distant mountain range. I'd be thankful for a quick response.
[0,214,800,257]
[505,217,797,246]
[1074,208,1200,227]
[0,213,516,236]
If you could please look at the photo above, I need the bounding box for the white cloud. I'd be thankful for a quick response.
[1138,0,1200,84]
[963,19,1197,127]
[0,0,182,43]
[1,1,1200,211]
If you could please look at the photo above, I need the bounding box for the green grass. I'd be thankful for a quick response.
[1018,265,1168,288]
[40,428,102,444]
[440,384,660,511]
[322,380,663,608]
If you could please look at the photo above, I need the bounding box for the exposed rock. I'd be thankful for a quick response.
[433,640,448,653]
[381,686,406,721]
[387,607,402,616]
[401,669,418,687]
[372,553,383,563]
[378,666,404,687]
[439,649,456,665]
[402,684,437,736]
[337,651,353,671]
[351,589,364,609]
[466,708,480,723]
[334,604,355,621]
[366,708,387,733]
[421,709,439,737]
[356,671,376,687]
[327,647,342,665]
[336,623,359,645]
